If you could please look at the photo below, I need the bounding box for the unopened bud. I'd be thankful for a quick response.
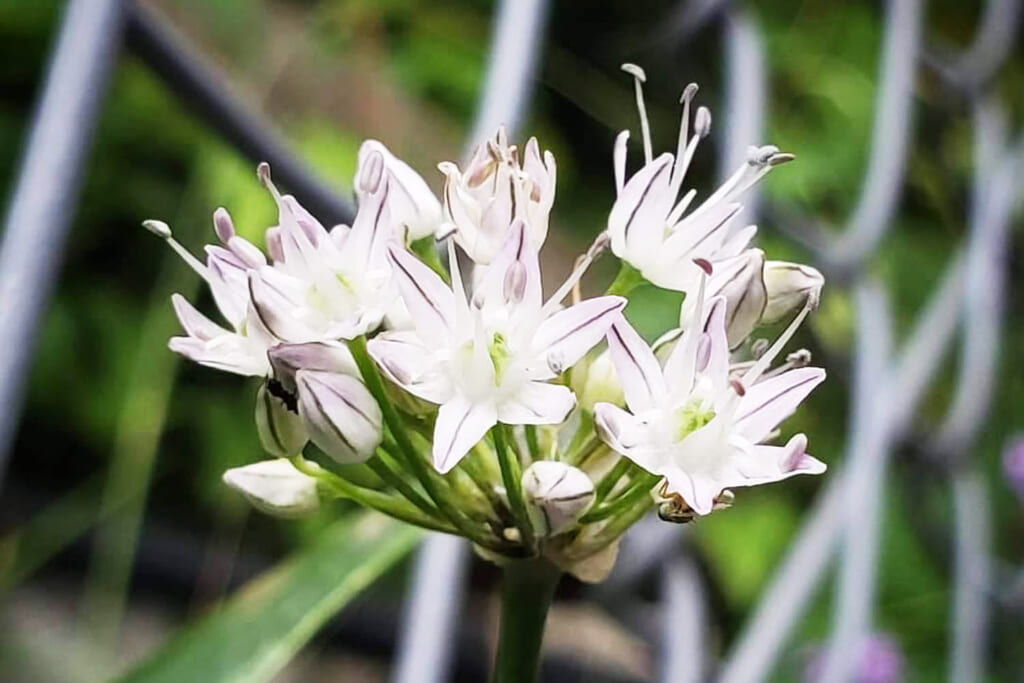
[761,260,824,325]
[223,459,319,518]
[578,349,624,411]
[268,342,359,395]
[522,461,595,536]
[296,370,382,464]
[684,249,766,348]
[255,383,307,457]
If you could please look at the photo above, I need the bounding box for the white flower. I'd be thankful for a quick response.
[438,127,556,264]
[144,216,276,377]
[607,64,792,296]
[368,220,624,473]
[247,159,397,342]
[223,459,320,518]
[356,140,442,242]
[593,280,825,515]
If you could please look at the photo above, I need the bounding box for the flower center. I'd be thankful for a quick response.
[488,332,512,385]
[674,400,715,441]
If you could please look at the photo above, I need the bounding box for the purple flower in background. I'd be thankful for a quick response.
[1002,434,1024,501]
[804,633,905,683]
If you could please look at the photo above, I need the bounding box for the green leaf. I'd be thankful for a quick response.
[116,513,421,683]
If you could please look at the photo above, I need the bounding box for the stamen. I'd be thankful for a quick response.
[257,162,279,201]
[671,83,699,188]
[142,219,213,283]
[446,238,471,330]
[667,187,697,226]
[694,106,712,139]
[213,208,235,243]
[613,130,630,195]
[741,304,812,386]
[621,63,653,164]
[541,231,610,315]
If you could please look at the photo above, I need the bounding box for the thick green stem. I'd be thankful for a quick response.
[492,560,562,683]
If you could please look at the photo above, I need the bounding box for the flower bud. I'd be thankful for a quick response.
[268,342,359,395]
[295,370,383,464]
[577,349,624,411]
[223,459,319,518]
[681,249,766,348]
[522,461,595,536]
[255,382,307,457]
[761,260,824,325]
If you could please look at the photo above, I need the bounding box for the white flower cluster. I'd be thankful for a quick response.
[150,64,826,579]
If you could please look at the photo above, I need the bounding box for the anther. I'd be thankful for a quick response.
[142,219,172,240]
[694,107,712,138]
[679,82,699,104]
[729,378,747,396]
[213,207,235,243]
[693,258,713,276]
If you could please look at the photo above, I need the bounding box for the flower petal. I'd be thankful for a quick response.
[607,153,674,267]
[475,218,542,311]
[734,367,826,443]
[168,335,268,377]
[534,296,626,375]
[661,466,720,516]
[593,402,663,475]
[171,293,229,341]
[497,381,575,425]
[247,270,314,343]
[718,433,826,488]
[367,331,452,404]
[603,316,666,412]
[387,244,455,342]
[432,394,497,473]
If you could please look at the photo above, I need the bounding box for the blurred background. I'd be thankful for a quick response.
[0,0,1021,681]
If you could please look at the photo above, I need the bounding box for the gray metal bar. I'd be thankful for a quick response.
[660,554,707,683]
[827,0,922,273]
[819,282,894,683]
[390,534,470,683]
[0,0,128,491]
[124,4,355,226]
[719,250,966,682]
[390,2,550,682]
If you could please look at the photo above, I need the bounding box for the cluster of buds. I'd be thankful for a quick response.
[148,64,826,582]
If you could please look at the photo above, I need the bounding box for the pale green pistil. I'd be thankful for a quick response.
[488,332,512,385]
[675,401,715,441]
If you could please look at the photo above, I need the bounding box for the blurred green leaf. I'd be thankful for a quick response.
[115,513,420,683]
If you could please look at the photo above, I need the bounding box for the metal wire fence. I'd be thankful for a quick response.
[0,0,1020,681]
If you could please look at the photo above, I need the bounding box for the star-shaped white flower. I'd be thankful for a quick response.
[246,156,398,342]
[369,220,624,472]
[607,64,792,296]
[145,212,276,377]
[593,278,826,515]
